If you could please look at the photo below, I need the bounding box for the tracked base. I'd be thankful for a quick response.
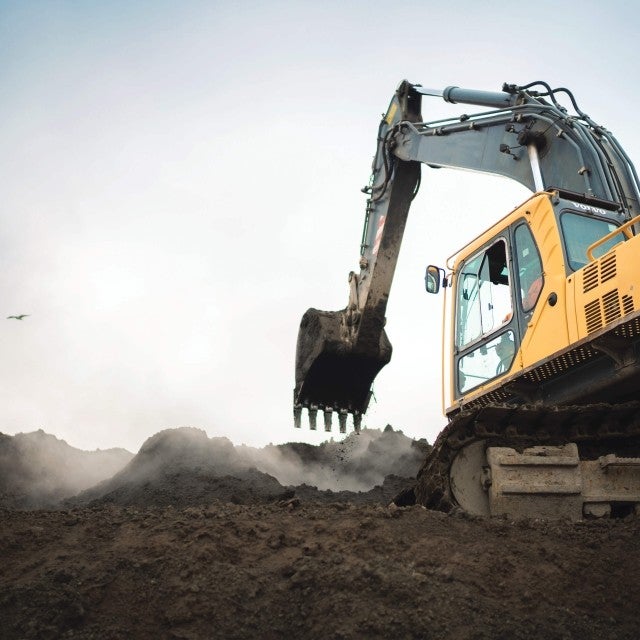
[414,402,640,519]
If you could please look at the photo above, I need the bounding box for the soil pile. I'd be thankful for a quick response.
[0,430,133,509]
[68,426,427,508]
[1,426,426,510]
[68,427,292,508]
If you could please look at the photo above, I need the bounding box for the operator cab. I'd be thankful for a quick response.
[426,190,634,404]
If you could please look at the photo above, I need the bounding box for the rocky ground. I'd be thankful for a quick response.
[1,426,639,639]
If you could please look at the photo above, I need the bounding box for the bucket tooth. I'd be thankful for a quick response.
[338,409,348,433]
[353,411,362,433]
[294,405,302,429]
[324,408,333,432]
[309,405,318,430]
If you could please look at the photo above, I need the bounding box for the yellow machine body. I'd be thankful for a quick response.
[446,190,640,416]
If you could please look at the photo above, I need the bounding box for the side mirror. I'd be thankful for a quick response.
[425,265,445,294]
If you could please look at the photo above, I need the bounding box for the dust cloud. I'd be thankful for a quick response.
[240,426,429,492]
[0,429,133,509]
[0,425,429,510]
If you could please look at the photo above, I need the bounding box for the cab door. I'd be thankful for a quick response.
[454,235,518,398]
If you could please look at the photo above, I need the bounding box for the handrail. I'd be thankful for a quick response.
[586,214,640,261]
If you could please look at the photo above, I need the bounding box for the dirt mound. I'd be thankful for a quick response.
[66,426,426,509]
[0,430,133,509]
[0,425,426,510]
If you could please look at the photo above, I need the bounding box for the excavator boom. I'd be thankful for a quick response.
[294,80,640,434]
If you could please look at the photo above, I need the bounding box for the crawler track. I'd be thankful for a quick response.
[414,402,640,512]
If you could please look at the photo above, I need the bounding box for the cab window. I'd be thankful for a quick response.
[458,330,515,393]
[514,224,543,312]
[560,212,624,271]
[456,239,512,349]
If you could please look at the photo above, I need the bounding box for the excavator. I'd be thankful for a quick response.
[294,80,640,520]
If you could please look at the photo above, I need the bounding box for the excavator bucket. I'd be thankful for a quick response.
[294,308,392,431]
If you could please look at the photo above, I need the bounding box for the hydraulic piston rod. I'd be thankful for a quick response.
[415,85,518,109]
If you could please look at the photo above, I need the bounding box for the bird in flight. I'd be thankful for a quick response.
[7,314,29,320]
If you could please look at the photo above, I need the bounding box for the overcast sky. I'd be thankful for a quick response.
[1,1,639,452]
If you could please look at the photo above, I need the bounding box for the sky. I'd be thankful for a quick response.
[1,0,639,453]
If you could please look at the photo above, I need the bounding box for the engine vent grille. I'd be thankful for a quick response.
[603,289,621,324]
[584,289,627,334]
[585,299,602,333]
[583,263,599,293]
[581,249,635,334]
[601,253,617,283]
[582,253,617,294]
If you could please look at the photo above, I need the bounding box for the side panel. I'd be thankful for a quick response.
[572,235,640,338]
[518,197,572,368]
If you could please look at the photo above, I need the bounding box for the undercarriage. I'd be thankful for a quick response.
[413,403,640,520]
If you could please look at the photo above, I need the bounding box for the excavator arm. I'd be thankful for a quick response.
[294,80,640,432]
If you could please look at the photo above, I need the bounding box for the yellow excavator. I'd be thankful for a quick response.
[294,80,640,520]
